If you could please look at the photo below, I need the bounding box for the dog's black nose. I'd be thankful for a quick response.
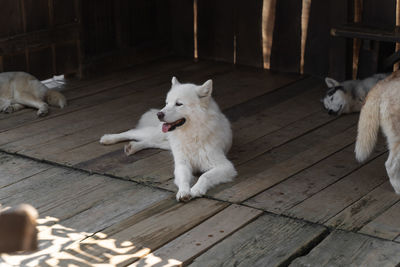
[157,111,165,120]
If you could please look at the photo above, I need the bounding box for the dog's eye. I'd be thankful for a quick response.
[176,102,183,106]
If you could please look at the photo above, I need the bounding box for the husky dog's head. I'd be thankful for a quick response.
[323,77,349,115]
[158,77,213,133]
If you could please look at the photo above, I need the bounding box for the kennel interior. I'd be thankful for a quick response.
[1,0,400,266]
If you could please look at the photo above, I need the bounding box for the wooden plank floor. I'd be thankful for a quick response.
[1,57,400,266]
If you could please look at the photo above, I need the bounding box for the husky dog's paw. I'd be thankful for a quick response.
[190,185,206,199]
[176,190,192,202]
[124,143,136,156]
[37,104,49,117]
[37,108,48,116]
[3,105,14,113]
[99,134,113,145]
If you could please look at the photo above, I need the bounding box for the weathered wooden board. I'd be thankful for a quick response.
[48,199,227,266]
[132,205,262,266]
[286,153,388,224]
[0,167,172,266]
[360,199,400,240]
[244,140,387,214]
[190,214,327,267]
[290,230,400,267]
[206,117,358,203]
[0,152,50,188]
[327,181,400,232]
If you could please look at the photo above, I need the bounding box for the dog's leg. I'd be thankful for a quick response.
[124,139,170,156]
[9,103,25,112]
[15,93,48,116]
[385,145,400,194]
[174,164,194,202]
[100,129,143,145]
[191,159,237,198]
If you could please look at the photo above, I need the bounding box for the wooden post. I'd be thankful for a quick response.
[300,0,311,74]
[395,0,400,71]
[353,0,362,79]
[262,0,277,69]
[0,204,38,253]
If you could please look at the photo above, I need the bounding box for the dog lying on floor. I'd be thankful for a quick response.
[0,72,66,116]
[355,71,400,194]
[100,77,237,202]
[323,73,388,115]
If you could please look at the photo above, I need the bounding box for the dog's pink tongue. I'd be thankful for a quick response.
[162,123,171,133]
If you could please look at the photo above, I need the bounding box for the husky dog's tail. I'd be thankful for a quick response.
[355,87,381,162]
[46,90,67,108]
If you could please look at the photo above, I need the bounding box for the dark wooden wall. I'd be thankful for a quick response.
[0,0,397,80]
[0,0,81,80]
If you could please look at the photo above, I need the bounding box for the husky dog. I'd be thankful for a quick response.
[323,74,388,115]
[100,77,237,202]
[0,72,66,116]
[355,71,400,194]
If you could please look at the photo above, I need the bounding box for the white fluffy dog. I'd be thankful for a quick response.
[100,77,237,201]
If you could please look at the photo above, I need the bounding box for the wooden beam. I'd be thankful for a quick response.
[0,204,38,253]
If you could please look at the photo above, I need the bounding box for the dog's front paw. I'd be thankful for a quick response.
[176,190,192,202]
[99,134,113,145]
[37,107,48,117]
[190,185,206,199]
[3,105,13,113]
[124,143,136,156]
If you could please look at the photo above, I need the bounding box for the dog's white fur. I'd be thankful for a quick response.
[355,71,400,194]
[323,74,387,115]
[100,77,237,201]
[0,72,66,116]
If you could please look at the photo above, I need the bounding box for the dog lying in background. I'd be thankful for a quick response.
[100,77,237,202]
[0,72,66,116]
[355,71,400,194]
[323,73,388,115]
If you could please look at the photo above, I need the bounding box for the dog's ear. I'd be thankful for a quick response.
[325,77,340,88]
[171,76,180,86]
[196,79,213,98]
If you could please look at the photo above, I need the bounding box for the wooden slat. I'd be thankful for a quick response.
[304,0,348,79]
[197,0,234,63]
[286,153,388,224]
[132,205,262,266]
[360,200,400,240]
[327,182,400,232]
[291,230,400,267]
[169,0,194,57]
[0,1,23,38]
[207,117,358,203]
[270,0,301,73]
[47,199,228,266]
[244,140,387,215]
[0,152,50,188]
[357,0,396,78]
[190,214,327,267]
[0,171,172,266]
[234,0,263,67]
